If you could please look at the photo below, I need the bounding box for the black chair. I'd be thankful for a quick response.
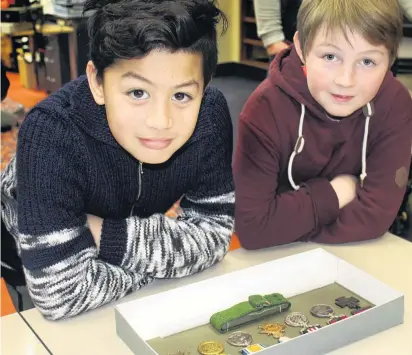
[390,163,412,240]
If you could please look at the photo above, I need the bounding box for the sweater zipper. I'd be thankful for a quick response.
[130,162,143,217]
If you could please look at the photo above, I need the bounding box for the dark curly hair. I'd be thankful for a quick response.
[83,0,228,86]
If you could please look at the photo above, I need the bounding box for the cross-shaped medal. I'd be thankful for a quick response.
[335,296,361,309]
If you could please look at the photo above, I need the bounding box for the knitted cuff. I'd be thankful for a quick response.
[98,218,128,266]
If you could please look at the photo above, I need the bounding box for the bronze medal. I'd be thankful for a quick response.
[258,323,286,339]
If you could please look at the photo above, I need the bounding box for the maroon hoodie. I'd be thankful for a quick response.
[234,46,412,249]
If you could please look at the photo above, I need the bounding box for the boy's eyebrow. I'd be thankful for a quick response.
[121,71,199,89]
[358,49,385,56]
[122,71,153,85]
[174,80,199,89]
[318,43,342,50]
[318,43,384,55]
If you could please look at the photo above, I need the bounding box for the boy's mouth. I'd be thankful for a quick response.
[331,94,354,102]
[138,138,173,150]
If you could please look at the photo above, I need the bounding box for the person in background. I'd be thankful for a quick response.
[1,62,10,101]
[254,0,301,59]
[1,63,15,133]
[1,0,235,320]
[234,0,412,249]
[254,0,412,75]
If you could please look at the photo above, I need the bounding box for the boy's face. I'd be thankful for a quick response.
[88,50,204,164]
[294,27,390,117]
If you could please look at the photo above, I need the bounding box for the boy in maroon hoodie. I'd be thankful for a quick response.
[234,0,412,249]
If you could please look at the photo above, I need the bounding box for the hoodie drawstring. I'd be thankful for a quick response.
[288,104,306,190]
[287,102,373,191]
[360,102,373,187]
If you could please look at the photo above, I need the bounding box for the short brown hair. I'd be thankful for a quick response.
[297,0,403,64]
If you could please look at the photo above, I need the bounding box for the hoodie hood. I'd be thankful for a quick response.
[268,45,389,189]
[70,76,122,149]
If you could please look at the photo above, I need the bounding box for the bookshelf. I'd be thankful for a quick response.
[240,0,268,70]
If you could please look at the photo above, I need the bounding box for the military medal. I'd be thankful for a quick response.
[300,325,323,334]
[226,331,253,347]
[284,312,322,334]
[335,296,361,309]
[310,304,348,325]
[258,323,286,339]
[240,344,267,355]
[198,340,224,355]
[284,312,309,327]
[310,304,334,318]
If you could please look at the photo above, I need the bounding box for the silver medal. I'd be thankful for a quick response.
[310,304,334,318]
[285,312,322,334]
[226,331,253,347]
[284,312,309,327]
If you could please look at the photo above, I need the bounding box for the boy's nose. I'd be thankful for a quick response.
[334,65,356,88]
[145,105,172,130]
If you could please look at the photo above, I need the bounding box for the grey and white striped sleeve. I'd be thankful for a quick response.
[99,134,235,279]
[2,153,153,321]
[3,115,159,320]
[103,190,235,279]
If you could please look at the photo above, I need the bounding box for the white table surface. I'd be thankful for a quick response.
[1,312,49,355]
[19,233,412,355]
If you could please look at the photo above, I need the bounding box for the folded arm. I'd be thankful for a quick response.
[314,108,412,243]
[8,116,144,320]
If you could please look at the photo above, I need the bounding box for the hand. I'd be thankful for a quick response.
[330,175,358,209]
[87,214,103,252]
[266,41,290,56]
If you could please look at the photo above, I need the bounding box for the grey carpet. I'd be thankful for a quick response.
[210,76,260,157]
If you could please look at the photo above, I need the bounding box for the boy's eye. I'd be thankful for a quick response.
[361,58,375,67]
[172,92,191,102]
[128,89,150,100]
[323,54,337,62]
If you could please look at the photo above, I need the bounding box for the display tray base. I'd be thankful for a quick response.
[147,282,374,355]
[115,248,404,355]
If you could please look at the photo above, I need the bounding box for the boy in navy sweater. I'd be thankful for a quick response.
[1,0,234,320]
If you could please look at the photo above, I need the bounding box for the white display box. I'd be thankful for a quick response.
[115,248,404,355]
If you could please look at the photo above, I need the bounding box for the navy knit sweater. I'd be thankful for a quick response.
[1,76,235,320]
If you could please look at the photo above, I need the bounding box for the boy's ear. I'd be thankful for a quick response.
[86,61,105,105]
[293,31,305,64]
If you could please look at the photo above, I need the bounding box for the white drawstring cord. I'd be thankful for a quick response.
[360,102,372,188]
[288,102,372,190]
[288,104,306,190]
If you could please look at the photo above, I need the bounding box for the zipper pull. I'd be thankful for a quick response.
[130,162,144,217]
